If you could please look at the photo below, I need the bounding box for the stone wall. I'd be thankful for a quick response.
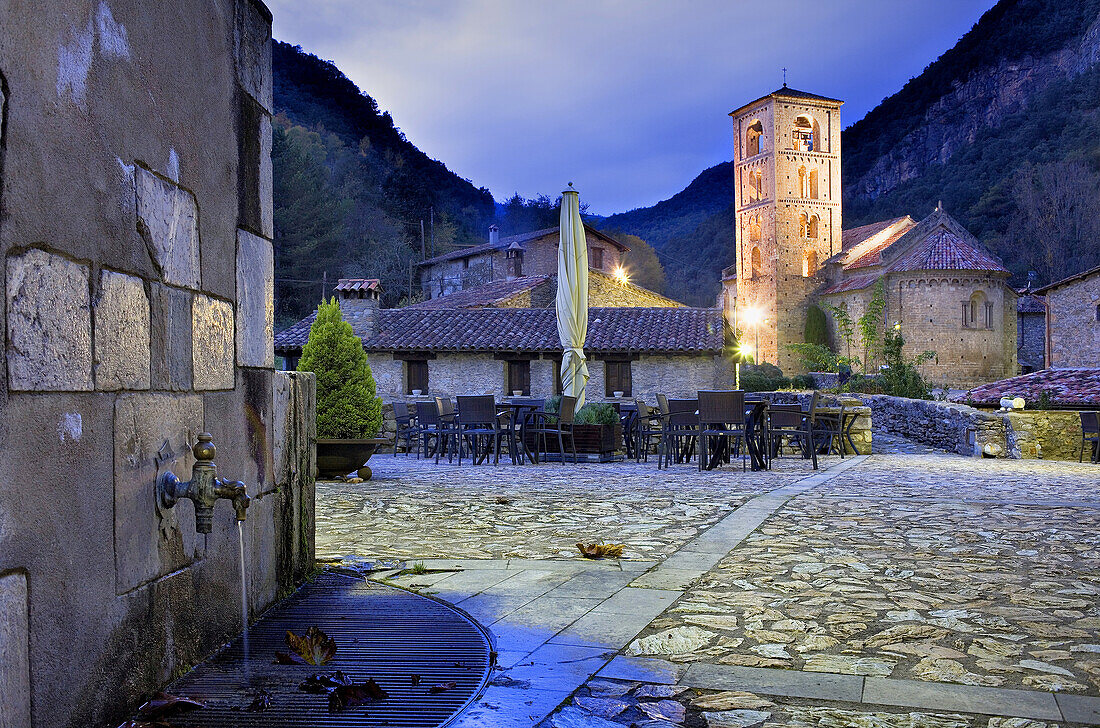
[857,394,1086,460]
[1045,270,1100,368]
[1017,311,1046,372]
[0,3,315,727]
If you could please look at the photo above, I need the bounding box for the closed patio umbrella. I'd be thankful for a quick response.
[557,183,589,408]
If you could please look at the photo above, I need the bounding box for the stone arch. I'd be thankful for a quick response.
[748,169,763,202]
[746,120,763,156]
[807,214,819,238]
[792,114,818,152]
[748,215,761,242]
[802,248,817,277]
[750,246,763,278]
[798,212,807,238]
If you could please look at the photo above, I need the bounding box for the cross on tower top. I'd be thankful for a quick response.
[782,67,787,86]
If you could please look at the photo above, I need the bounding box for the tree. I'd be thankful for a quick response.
[805,304,828,345]
[605,231,668,295]
[824,301,859,371]
[857,281,887,371]
[297,299,382,439]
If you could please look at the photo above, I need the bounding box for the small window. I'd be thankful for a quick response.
[605,360,632,397]
[463,258,470,269]
[748,215,761,242]
[506,360,531,395]
[405,360,428,394]
[750,246,763,278]
[807,214,819,238]
[746,120,763,156]
[802,249,817,277]
[590,247,604,270]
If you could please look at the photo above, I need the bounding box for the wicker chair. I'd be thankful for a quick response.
[697,390,747,471]
[392,402,418,457]
[528,395,578,464]
[1080,411,1100,463]
[634,400,664,463]
[455,395,504,465]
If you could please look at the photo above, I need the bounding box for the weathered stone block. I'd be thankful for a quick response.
[150,283,192,391]
[192,295,234,390]
[235,0,272,111]
[0,571,30,728]
[236,229,274,368]
[114,393,205,594]
[94,270,151,390]
[246,490,277,614]
[259,114,273,238]
[136,166,201,289]
[6,249,93,391]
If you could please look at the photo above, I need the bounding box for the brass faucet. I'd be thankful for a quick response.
[156,433,251,534]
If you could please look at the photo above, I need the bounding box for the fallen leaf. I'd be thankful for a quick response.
[495,496,511,504]
[576,543,625,559]
[282,627,337,666]
[299,671,352,693]
[245,691,271,712]
[429,681,458,694]
[118,692,206,727]
[328,678,388,711]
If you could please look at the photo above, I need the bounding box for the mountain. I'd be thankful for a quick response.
[601,0,1100,303]
[271,41,495,324]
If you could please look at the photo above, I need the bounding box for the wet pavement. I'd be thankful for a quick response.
[314,438,1100,727]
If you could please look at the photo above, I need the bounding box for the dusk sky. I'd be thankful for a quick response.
[268,1,996,215]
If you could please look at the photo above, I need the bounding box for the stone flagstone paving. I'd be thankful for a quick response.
[316,454,837,562]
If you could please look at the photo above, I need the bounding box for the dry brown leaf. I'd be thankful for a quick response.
[577,542,625,559]
[280,626,337,665]
[328,678,388,711]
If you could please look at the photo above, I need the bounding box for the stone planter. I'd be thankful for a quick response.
[526,424,622,455]
[316,437,390,479]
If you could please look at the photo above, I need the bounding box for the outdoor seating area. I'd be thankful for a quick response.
[387,390,863,473]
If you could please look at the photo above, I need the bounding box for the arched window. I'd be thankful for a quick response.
[748,170,763,202]
[802,248,818,277]
[746,120,763,156]
[807,214,819,238]
[797,166,807,198]
[751,246,763,278]
[963,291,993,329]
[748,215,761,242]
[798,213,808,238]
[808,169,819,199]
[792,114,816,151]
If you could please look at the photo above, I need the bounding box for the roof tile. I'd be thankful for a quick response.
[955,368,1100,408]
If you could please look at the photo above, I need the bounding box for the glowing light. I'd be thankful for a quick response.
[613,266,629,284]
[742,307,761,326]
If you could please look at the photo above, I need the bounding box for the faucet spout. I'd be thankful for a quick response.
[156,433,251,534]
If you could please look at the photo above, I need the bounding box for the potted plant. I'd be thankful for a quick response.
[297,298,387,479]
[525,398,622,459]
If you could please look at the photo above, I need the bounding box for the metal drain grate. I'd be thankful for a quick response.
[164,572,492,728]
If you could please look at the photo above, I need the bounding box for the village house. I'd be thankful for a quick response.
[721,85,1018,386]
[1034,263,1100,368]
[1016,288,1047,373]
[418,223,629,299]
[275,278,731,402]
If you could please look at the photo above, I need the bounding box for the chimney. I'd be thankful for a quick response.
[334,278,382,339]
[505,241,524,279]
[489,224,499,246]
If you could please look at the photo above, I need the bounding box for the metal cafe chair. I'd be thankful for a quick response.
[454,395,504,465]
[659,398,699,469]
[528,395,579,464]
[634,400,664,463]
[413,401,441,460]
[697,390,747,471]
[768,404,817,469]
[1080,411,1100,463]
[392,401,418,457]
[434,396,460,464]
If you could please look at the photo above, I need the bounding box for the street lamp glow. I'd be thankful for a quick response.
[613,265,629,284]
[742,306,761,326]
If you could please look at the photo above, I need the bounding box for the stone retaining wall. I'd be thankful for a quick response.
[856,394,1087,460]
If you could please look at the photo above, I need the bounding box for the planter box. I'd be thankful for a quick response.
[316,437,390,479]
[525,423,622,455]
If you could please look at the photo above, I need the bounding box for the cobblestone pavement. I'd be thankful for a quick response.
[623,452,1100,699]
[316,453,838,562]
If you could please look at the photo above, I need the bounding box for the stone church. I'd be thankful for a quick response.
[721,86,1018,386]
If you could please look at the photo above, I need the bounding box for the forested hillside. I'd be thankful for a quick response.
[272,41,495,325]
[601,0,1100,304]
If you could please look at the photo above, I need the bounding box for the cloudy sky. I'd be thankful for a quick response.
[268,1,995,215]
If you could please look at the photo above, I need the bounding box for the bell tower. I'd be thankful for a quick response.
[728,86,842,373]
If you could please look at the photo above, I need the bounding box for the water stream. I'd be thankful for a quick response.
[237,520,249,677]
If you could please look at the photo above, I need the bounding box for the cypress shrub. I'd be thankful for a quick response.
[805,304,828,345]
[297,298,383,438]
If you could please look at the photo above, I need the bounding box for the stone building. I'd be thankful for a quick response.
[817,207,1018,386]
[0,3,315,727]
[276,279,730,401]
[419,224,629,299]
[1016,290,1047,373]
[722,86,1018,386]
[1034,263,1100,368]
[726,86,844,374]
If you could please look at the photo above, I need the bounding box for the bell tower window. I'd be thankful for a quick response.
[750,246,763,278]
[802,249,817,277]
[791,114,820,152]
[746,120,763,157]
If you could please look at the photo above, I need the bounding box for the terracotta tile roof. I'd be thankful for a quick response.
[333,278,380,292]
[418,224,627,266]
[276,307,725,355]
[731,85,843,115]
[819,274,879,295]
[841,217,906,250]
[1016,293,1046,314]
[887,228,1008,273]
[954,368,1100,408]
[1033,262,1100,294]
[404,276,550,310]
[844,223,915,269]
